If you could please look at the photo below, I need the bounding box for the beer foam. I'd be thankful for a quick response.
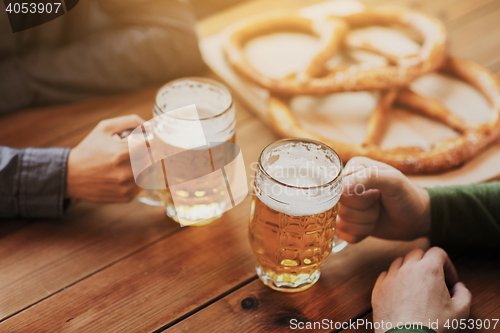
[154,112,235,149]
[256,142,342,216]
[152,79,236,149]
[256,182,341,216]
[156,79,232,116]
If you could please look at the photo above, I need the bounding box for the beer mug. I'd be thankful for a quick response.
[249,138,346,292]
[136,77,237,225]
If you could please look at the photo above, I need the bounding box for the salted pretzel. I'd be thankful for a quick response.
[224,8,447,95]
[268,58,500,174]
[224,13,348,86]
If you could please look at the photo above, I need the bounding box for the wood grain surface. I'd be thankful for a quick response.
[1,0,499,332]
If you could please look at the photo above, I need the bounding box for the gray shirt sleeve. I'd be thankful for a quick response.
[0,146,70,218]
[0,0,205,113]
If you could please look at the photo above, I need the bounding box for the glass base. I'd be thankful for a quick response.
[166,205,223,226]
[137,191,224,226]
[136,190,163,206]
[332,235,348,253]
[255,265,321,293]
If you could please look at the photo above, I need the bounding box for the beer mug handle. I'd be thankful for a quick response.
[331,236,348,253]
[119,126,164,207]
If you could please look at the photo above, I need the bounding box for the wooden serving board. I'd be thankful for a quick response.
[199,0,500,187]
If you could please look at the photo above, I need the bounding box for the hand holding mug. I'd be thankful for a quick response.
[66,115,145,203]
[336,157,432,243]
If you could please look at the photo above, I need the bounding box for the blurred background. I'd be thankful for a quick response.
[192,0,247,18]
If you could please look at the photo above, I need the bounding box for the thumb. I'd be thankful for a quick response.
[99,115,146,135]
[451,282,472,315]
[343,167,406,197]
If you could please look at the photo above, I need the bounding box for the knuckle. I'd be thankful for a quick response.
[421,258,440,273]
[466,291,473,307]
[390,169,405,184]
[367,213,378,225]
[399,263,411,275]
[98,119,111,129]
[125,114,144,126]
[349,156,372,166]
[118,186,129,196]
[117,186,136,200]
[113,151,130,165]
[427,246,449,261]
[389,257,403,272]
[340,233,355,243]
[366,206,380,222]
[111,154,121,165]
[428,246,447,256]
[369,200,380,212]
[126,186,139,199]
[124,192,136,202]
[338,205,351,220]
[130,114,144,122]
[462,292,473,308]
[114,151,129,164]
[337,222,352,234]
[393,256,404,265]
[115,171,132,185]
[399,261,415,275]
[457,297,472,314]
[372,284,382,298]
[408,247,425,257]
[378,270,387,279]
[344,158,365,174]
[348,235,365,244]
[336,221,347,232]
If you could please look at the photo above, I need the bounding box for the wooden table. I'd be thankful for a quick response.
[1,0,500,332]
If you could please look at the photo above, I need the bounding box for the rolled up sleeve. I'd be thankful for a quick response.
[0,146,70,219]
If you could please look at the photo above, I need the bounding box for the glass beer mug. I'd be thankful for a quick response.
[249,138,347,292]
[136,77,237,226]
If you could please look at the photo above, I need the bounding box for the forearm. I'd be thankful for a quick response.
[0,146,70,218]
[427,182,500,249]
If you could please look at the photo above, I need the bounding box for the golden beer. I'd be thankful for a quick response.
[249,138,344,292]
[156,133,236,226]
[138,78,237,226]
[249,195,338,290]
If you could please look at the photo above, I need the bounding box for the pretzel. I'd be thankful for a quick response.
[224,13,348,87]
[268,58,500,174]
[224,8,447,95]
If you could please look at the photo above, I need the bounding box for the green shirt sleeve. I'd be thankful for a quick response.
[426,182,500,249]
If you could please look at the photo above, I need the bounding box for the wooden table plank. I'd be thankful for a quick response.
[0,109,278,327]
[0,201,178,321]
[1,0,499,332]
[165,239,427,333]
[0,198,257,332]
[453,252,500,333]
